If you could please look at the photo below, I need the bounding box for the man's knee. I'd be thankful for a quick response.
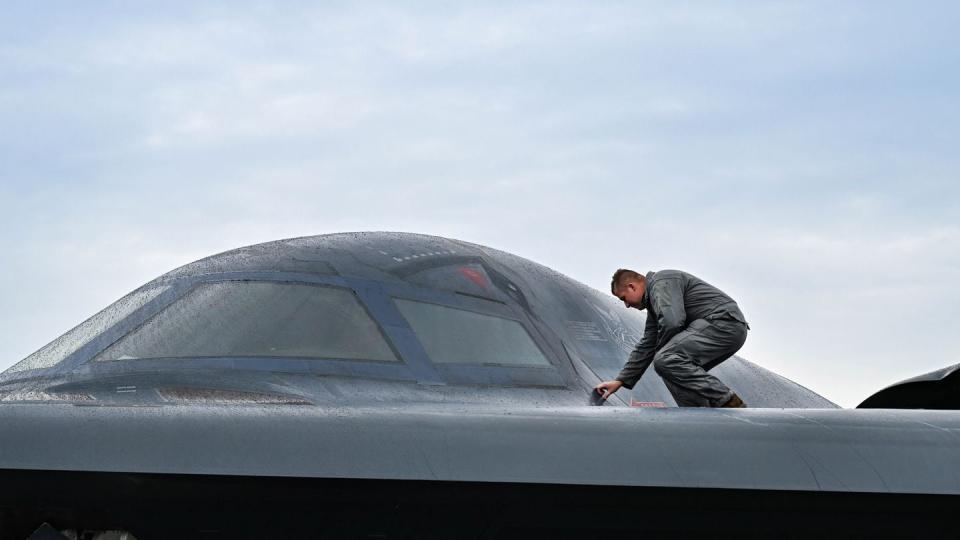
[653,351,682,377]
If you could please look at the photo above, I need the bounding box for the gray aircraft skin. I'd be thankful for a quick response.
[0,232,958,538]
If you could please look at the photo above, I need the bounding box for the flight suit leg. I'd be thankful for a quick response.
[652,316,748,407]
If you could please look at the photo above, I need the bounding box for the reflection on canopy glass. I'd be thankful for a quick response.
[96,282,398,362]
[394,298,549,366]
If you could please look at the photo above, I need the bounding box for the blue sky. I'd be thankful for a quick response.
[2,2,958,407]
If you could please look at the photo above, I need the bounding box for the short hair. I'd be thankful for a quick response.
[611,268,642,294]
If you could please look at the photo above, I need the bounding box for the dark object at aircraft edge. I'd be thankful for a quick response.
[858,362,960,409]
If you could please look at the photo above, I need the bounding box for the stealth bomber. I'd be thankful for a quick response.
[1,233,957,538]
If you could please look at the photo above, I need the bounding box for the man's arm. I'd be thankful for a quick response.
[651,278,687,350]
[614,312,658,389]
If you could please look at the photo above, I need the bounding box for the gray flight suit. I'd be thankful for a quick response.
[616,270,749,407]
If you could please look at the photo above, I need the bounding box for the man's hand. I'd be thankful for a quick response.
[595,380,623,400]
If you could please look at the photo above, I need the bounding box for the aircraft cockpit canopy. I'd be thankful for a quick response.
[0,232,837,409]
[2,233,572,393]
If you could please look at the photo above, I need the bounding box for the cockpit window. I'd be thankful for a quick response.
[95,281,398,362]
[393,298,550,366]
[6,286,171,374]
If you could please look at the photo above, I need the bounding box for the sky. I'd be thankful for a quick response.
[1,2,958,407]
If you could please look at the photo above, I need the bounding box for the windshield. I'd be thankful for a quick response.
[95,281,398,362]
[394,298,549,366]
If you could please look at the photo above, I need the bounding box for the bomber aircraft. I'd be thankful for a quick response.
[0,232,958,538]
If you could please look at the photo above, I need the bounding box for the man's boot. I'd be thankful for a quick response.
[721,393,746,408]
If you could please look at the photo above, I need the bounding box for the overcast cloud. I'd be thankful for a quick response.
[2,2,958,407]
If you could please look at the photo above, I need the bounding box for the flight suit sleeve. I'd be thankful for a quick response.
[651,278,687,350]
[615,312,658,389]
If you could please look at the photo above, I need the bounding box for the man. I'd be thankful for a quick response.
[595,269,749,408]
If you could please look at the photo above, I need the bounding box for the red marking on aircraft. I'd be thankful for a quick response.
[458,267,489,289]
[630,400,667,408]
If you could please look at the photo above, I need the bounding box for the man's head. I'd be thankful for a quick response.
[611,268,646,309]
